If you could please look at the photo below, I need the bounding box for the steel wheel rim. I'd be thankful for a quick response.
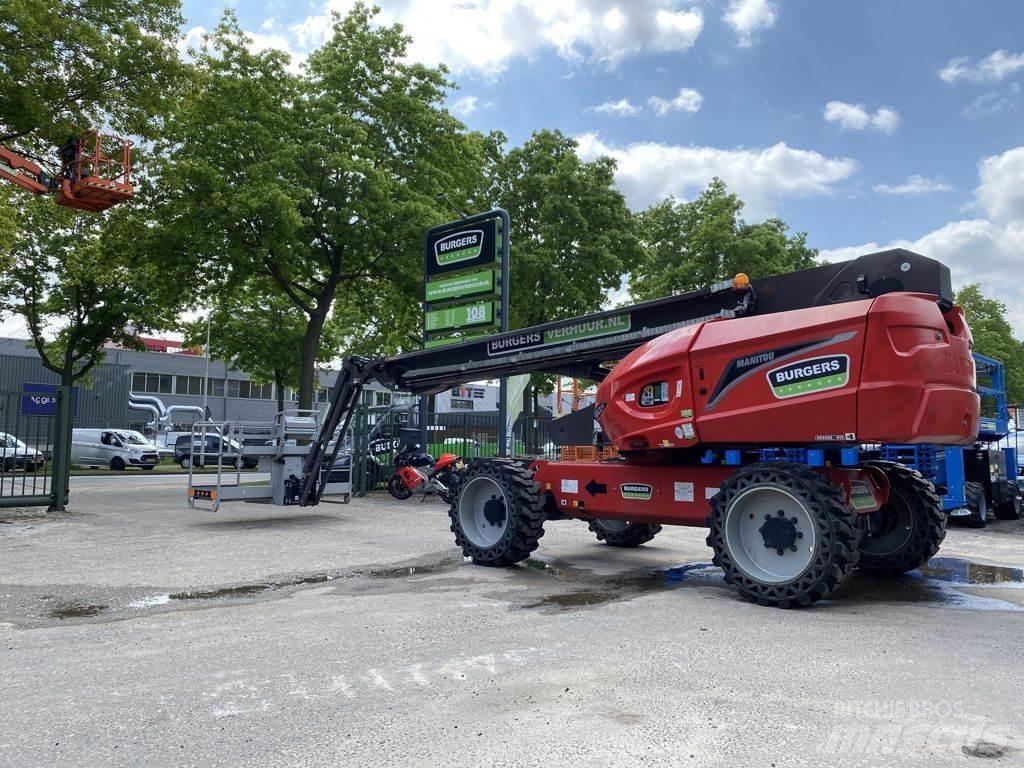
[723,485,817,584]
[459,476,508,548]
[595,519,630,532]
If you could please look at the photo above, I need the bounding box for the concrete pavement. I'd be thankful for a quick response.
[1,474,1022,767]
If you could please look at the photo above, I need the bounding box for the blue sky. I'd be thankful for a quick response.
[179,1,1022,331]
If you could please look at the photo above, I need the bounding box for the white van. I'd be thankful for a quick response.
[70,429,162,470]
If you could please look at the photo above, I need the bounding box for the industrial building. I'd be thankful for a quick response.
[0,337,404,433]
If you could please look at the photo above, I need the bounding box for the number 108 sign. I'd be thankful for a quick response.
[424,301,495,332]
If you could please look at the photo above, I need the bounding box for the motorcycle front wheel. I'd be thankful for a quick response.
[387,473,413,500]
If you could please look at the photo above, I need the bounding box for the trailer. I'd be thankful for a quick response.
[188,248,981,607]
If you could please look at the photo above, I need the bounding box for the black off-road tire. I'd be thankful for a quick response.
[857,461,945,575]
[588,519,662,548]
[449,458,545,566]
[994,480,1021,520]
[962,482,988,528]
[706,463,861,608]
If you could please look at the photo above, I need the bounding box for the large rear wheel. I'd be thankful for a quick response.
[707,463,860,608]
[449,458,545,566]
[857,461,945,575]
[588,519,662,548]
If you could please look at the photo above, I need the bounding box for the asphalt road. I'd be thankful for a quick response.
[1,473,1022,767]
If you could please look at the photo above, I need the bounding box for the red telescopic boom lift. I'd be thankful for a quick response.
[0,129,134,212]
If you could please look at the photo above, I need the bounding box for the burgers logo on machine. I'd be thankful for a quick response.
[766,354,850,399]
[620,483,653,501]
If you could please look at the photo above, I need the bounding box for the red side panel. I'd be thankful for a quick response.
[690,303,869,444]
[534,460,735,526]
[858,294,978,444]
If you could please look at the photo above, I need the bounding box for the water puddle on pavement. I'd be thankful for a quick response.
[49,603,107,619]
[521,556,1024,613]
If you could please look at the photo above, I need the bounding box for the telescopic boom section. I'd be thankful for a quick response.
[299,248,955,505]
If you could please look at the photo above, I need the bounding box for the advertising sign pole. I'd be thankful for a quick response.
[421,208,511,455]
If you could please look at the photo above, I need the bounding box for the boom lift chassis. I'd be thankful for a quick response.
[191,249,978,607]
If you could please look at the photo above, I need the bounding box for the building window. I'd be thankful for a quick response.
[132,372,172,394]
[450,398,474,411]
[207,378,225,397]
[176,375,204,396]
[374,391,391,407]
[226,378,274,399]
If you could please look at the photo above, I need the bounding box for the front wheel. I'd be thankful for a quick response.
[449,458,545,566]
[110,456,126,471]
[961,482,988,528]
[387,473,412,500]
[707,463,860,608]
[857,461,945,575]
[179,456,193,470]
[588,519,662,548]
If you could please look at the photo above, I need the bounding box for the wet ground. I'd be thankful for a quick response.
[1,474,1022,767]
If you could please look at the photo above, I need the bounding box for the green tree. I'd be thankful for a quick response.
[630,178,818,300]
[0,195,190,386]
[181,279,345,414]
[487,129,640,410]
[0,0,184,152]
[956,284,1024,402]
[147,5,486,408]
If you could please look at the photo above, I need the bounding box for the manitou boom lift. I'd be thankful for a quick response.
[0,130,133,212]
[191,248,981,608]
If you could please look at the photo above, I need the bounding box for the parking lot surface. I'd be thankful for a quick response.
[2,475,1022,767]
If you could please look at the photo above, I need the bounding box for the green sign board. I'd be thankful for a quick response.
[424,301,495,332]
[423,331,491,349]
[425,270,496,303]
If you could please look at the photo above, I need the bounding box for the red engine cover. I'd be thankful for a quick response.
[597,293,978,450]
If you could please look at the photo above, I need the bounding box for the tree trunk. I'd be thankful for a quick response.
[275,370,285,414]
[298,306,329,410]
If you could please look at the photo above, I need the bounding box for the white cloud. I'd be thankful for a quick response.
[873,175,953,196]
[575,133,857,216]
[823,101,900,134]
[963,83,1022,119]
[648,87,703,115]
[821,146,1024,336]
[939,50,1024,83]
[178,25,207,56]
[586,98,642,116]
[284,0,704,76]
[722,0,777,47]
[975,146,1024,223]
[451,95,479,117]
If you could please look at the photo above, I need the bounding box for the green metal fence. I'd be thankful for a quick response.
[0,386,72,510]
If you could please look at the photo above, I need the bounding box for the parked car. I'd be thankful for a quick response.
[173,434,257,470]
[70,428,162,470]
[0,432,45,472]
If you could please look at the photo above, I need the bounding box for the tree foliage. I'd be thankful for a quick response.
[0,195,190,384]
[956,284,1024,403]
[485,129,640,403]
[0,0,184,152]
[630,178,818,300]
[146,4,486,408]
[488,129,640,328]
[181,279,346,413]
